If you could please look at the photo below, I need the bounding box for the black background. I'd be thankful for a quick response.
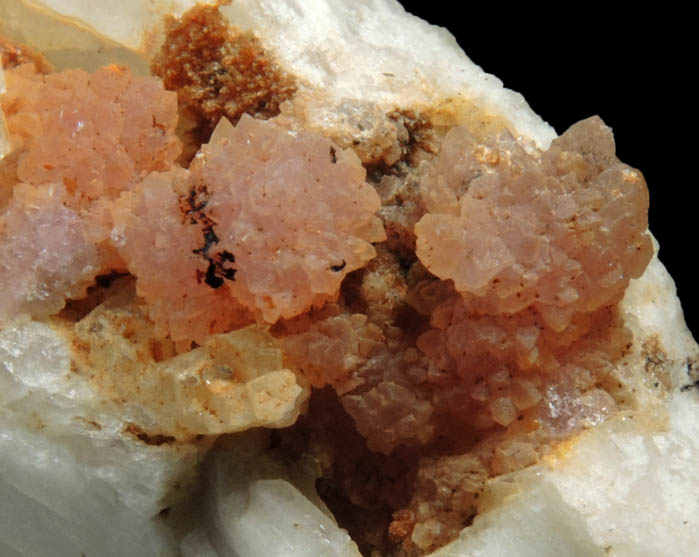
[397,3,696,338]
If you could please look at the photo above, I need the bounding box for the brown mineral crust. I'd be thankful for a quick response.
[356,109,436,263]
[151,4,296,153]
[641,334,672,392]
[0,151,19,211]
[394,453,488,553]
[275,96,436,170]
[271,387,420,557]
[123,423,178,446]
[0,35,52,73]
[377,109,437,171]
[372,163,426,264]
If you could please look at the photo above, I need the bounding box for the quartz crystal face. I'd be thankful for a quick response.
[0,2,696,557]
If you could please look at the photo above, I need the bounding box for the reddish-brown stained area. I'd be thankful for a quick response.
[151,5,296,148]
[0,35,51,73]
[124,423,176,446]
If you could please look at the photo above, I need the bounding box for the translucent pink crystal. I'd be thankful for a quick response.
[113,115,385,343]
[0,183,99,320]
[110,169,252,345]
[1,63,182,320]
[281,119,651,463]
[1,64,180,209]
[415,117,653,331]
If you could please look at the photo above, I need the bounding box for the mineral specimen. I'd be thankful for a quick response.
[0,2,696,557]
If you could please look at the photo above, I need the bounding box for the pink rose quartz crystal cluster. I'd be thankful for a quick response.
[1,64,179,319]
[0,7,657,555]
[112,115,384,345]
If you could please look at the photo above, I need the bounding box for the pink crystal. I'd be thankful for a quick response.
[415,117,653,331]
[0,183,99,320]
[113,115,385,343]
[1,64,180,210]
[0,63,182,321]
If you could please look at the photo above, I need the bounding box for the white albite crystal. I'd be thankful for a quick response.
[203,443,361,557]
[0,323,201,556]
[166,434,360,556]
[234,480,360,557]
[0,1,697,557]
